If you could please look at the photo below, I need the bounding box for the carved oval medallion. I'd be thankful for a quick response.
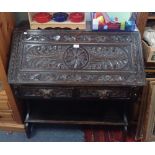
[63,46,89,69]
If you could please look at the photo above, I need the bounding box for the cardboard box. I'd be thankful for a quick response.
[142,40,155,63]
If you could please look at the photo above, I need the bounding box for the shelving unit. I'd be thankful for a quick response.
[147,16,155,20]
[136,12,155,141]
[28,12,86,30]
[136,12,155,63]
[0,13,23,131]
[24,99,128,139]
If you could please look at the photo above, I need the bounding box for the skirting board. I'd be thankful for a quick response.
[0,122,24,132]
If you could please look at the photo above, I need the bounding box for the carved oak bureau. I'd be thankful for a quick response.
[8,29,145,139]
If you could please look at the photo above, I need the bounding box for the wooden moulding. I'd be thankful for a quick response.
[0,13,15,69]
[137,78,155,141]
[142,40,155,63]
[144,80,155,141]
[28,12,86,30]
[0,100,10,110]
[0,122,24,132]
[0,111,14,122]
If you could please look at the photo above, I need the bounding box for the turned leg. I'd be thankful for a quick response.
[25,122,32,138]
[123,125,128,142]
[123,112,128,141]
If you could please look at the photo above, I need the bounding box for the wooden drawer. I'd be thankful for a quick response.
[15,86,73,99]
[79,87,139,100]
[0,100,10,110]
[0,90,8,100]
[0,90,6,96]
[0,111,14,122]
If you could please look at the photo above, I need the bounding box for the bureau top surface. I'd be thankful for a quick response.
[8,29,145,86]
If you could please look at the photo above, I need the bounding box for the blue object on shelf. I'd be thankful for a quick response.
[53,12,68,22]
[103,25,108,30]
[125,21,136,31]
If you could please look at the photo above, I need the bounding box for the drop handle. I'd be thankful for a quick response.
[98,90,110,99]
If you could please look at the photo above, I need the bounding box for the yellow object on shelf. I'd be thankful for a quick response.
[120,22,125,30]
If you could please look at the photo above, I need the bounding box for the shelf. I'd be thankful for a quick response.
[25,99,128,126]
[28,12,86,30]
[148,16,155,20]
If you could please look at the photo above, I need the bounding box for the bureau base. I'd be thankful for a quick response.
[24,99,128,140]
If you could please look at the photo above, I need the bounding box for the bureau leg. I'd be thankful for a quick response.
[122,103,128,142]
[123,111,128,142]
[25,102,33,138]
[25,122,32,138]
[123,125,128,142]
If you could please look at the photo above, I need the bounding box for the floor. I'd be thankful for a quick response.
[0,125,84,142]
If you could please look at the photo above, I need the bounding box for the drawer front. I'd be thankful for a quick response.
[0,112,14,122]
[0,90,10,110]
[79,87,139,100]
[15,86,74,99]
[0,100,10,110]
[0,90,6,96]
[0,90,8,100]
[14,86,139,100]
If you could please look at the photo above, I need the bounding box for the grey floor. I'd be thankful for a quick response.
[0,125,84,142]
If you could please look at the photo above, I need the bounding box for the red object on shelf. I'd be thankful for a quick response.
[94,12,103,18]
[69,12,84,23]
[33,12,52,23]
[107,22,120,30]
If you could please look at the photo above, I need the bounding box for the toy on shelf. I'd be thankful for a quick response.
[69,12,84,23]
[52,12,68,22]
[33,12,52,23]
[28,12,86,30]
[92,12,136,31]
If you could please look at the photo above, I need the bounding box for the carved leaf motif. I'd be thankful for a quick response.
[22,31,132,43]
[89,46,129,70]
[23,34,50,41]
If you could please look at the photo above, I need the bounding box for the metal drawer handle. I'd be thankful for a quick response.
[98,90,111,99]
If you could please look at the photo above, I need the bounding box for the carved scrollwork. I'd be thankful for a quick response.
[88,46,129,70]
[23,34,50,41]
[22,30,133,43]
[110,35,132,42]
[16,72,142,85]
[21,44,129,71]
